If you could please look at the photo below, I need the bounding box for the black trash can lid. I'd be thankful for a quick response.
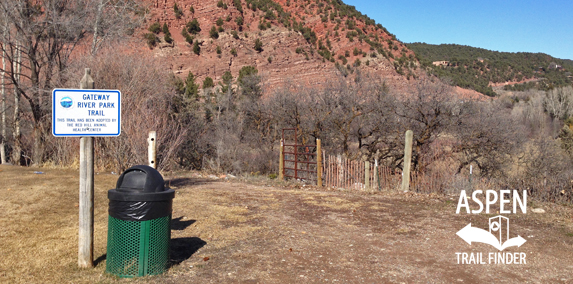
[108,165,174,202]
[116,165,165,193]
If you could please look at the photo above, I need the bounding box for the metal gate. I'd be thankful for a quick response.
[281,128,317,182]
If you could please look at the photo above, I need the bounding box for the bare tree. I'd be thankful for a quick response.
[544,86,573,120]
[50,49,186,171]
[0,0,143,165]
[393,79,457,171]
[451,101,523,178]
[90,0,143,55]
[0,26,6,164]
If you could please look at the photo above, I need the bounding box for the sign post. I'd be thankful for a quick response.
[52,68,121,268]
[78,69,94,268]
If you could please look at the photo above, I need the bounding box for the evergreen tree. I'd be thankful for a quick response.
[203,77,214,89]
[184,72,199,100]
[254,38,263,52]
[187,19,201,34]
[209,26,219,39]
[193,40,201,55]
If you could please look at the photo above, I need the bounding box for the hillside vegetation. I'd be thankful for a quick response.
[408,43,573,96]
[142,0,420,88]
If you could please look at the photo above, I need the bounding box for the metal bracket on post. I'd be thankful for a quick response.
[148,131,157,169]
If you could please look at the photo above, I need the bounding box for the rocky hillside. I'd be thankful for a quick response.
[141,0,422,92]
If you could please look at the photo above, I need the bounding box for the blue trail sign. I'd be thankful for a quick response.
[52,89,121,136]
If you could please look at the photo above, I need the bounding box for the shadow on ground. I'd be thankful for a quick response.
[94,254,107,267]
[170,237,207,266]
[171,217,196,231]
[166,177,218,188]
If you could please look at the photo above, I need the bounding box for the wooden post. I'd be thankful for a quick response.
[401,130,413,192]
[279,139,284,180]
[337,155,342,188]
[374,159,379,191]
[316,139,322,187]
[148,131,157,169]
[365,161,370,190]
[78,68,94,268]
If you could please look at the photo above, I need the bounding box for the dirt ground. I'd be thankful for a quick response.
[2,164,573,283]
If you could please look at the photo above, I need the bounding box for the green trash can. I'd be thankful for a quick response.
[106,165,175,278]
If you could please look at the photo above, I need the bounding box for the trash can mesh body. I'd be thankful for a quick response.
[106,215,171,277]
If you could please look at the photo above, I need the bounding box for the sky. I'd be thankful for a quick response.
[343,0,573,60]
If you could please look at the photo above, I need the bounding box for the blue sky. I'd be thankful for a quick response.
[343,0,573,60]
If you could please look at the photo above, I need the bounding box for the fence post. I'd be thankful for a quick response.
[365,161,370,189]
[374,159,379,191]
[316,139,322,187]
[337,155,342,188]
[78,68,95,268]
[148,131,157,169]
[401,130,413,192]
[279,139,284,180]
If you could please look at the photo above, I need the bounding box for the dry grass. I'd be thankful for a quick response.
[4,165,573,283]
[0,164,114,283]
[0,165,266,283]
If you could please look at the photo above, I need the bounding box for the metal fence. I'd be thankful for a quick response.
[323,155,401,190]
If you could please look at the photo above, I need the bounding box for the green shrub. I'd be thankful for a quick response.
[209,26,219,39]
[235,16,244,26]
[174,3,183,19]
[238,65,258,84]
[354,58,361,67]
[203,77,214,89]
[254,38,263,52]
[353,47,360,56]
[233,0,243,13]
[231,30,239,39]
[148,22,161,34]
[258,21,267,31]
[186,19,201,34]
[181,28,193,44]
[264,10,275,20]
[230,48,237,56]
[216,18,224,26]
[338,54,347,65]
[193,40,200,55]
[164,32,173,43]
[144,33,157,48]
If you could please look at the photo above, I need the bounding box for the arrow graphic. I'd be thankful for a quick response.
[456,223,526,251]
[500,235,527,250]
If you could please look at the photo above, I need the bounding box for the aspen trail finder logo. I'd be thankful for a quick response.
[455,190,528,264]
